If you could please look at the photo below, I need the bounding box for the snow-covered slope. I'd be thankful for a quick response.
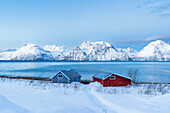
[0,80,169,113]
[0,95,29,113]
[79,41,130,61]
[137,40,170,61]
[64,46,88,61]
[80,41,114,54]
[0,44,54,61]
[43,45,68,60]
[117,47,138,59]
[11,44,54,60]
[43,45,68,53]
[0,51,13,60]
[0,49,17,60]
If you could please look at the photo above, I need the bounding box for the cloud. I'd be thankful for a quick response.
[137,0,170,17]
[115,35,170,50]
[117,35,170,43]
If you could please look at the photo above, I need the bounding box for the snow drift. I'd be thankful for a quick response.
[0,79,169,113]
[0,95,29,113]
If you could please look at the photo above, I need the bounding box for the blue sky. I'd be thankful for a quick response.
[0,0,170,51]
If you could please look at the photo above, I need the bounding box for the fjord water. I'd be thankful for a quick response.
[0,61,169,83]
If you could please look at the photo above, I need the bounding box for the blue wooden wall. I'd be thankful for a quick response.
[52,72,81,84]
[52,72,70,83]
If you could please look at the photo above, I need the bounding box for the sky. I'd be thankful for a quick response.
[0,0,170,51]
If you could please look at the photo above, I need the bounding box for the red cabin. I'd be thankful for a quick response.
[93,71,131,87]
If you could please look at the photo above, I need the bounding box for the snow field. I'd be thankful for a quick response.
[0,79,170,113]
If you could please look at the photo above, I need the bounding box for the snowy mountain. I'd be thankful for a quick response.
[0,51,14,60]
[64,46,88,61]
[0,44,54,60]
[12,44,54,60]
[3,49,17,52]
[80,41,114,54]
[43,45,68,53]
[117,47,138,59]
[79,41,130,61]
[0,40,169,61]
[0,49,17,60]
[43,45,68,60]
[136,40,170,61]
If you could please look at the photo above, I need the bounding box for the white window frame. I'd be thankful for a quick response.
[110,76,116,80]
[58,74,63,78]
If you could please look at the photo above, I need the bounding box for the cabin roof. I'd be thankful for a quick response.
[93,71,112,80]
[93,71,131,80]
[113,73,131,80]
[58,69,81,79]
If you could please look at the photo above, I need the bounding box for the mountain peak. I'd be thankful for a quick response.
[20,44,45,52]
[94,41,113,48]
[149,40,167,46]
[24,43,39,47]
[43,45,66,52]
[80,41,113,49]
[73,46,81,50]
[144,40,169,49]
[137,40,170,61]
[116,47,137,58]
[0,40,169,61]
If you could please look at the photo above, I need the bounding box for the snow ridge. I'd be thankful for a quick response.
[43,45,69,60]
[0,40,169,61]
[117,47,138,59]
[79,41,130,61]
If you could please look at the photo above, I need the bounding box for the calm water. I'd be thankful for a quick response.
[0,61,170,83]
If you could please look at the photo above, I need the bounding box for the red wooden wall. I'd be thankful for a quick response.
[93,74,131,87]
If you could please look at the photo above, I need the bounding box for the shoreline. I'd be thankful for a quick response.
[0,60,170,62]
[0,75,169,84]
[0,75,92,84]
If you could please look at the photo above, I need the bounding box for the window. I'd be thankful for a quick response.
[110,76,116,80]
[58,74,63,78]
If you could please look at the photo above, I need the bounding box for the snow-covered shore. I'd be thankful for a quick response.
[0,79,170,113]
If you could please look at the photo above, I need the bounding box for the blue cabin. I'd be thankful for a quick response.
[52,69,81,84]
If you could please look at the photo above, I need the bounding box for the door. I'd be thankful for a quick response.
[58,74,63,83]
[58,78,63,83]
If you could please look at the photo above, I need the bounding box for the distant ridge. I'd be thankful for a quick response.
[0,40,169,61]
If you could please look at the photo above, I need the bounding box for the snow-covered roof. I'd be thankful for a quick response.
[57,69,81,79]
[93,71,131,80]
[113,73,131,80]
[93,71,112,80]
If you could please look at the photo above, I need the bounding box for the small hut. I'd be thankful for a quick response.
[52,69,81,84]
[93,71,131,87]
